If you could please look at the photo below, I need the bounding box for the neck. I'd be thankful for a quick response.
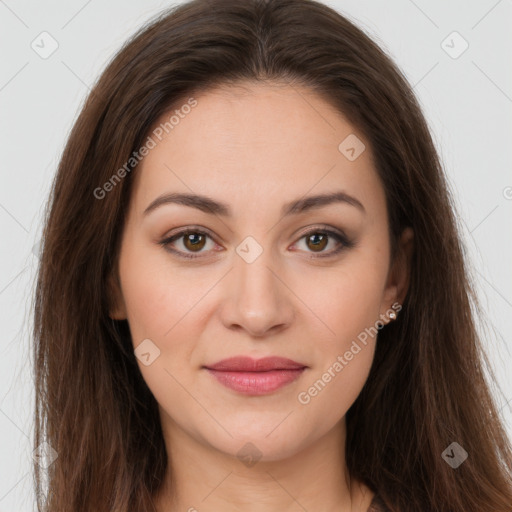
[153,412,375,512]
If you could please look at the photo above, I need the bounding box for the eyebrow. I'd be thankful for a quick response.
[143,190,366,218]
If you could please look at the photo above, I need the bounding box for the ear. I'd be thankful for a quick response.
[106,267,127,320]
[380,227,414,318]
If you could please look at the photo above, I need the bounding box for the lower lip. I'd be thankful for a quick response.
[205,368,305,395]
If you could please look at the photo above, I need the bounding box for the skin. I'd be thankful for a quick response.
[108,81,414,512]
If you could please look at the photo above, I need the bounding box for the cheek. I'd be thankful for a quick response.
[117,238,218,387]
[295,343,375,441]
[295,279,379,429]
[118,238,202,341]
[117,241,204,413]
[292,252,386,417]
[300,252,387,349]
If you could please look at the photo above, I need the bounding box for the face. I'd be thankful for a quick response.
[109,81,412,461]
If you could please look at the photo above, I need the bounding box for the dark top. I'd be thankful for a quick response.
[367,493,390,512]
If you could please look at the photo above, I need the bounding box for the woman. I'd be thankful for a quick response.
[32,0,512,511]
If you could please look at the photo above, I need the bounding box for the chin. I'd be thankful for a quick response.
[199,422,314,463]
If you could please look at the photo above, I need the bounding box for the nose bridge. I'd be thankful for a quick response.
[221,235,294,337]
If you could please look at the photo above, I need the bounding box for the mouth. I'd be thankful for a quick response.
[203,356,307,395]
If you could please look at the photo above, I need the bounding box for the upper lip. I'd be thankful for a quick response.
[204,356,307,372]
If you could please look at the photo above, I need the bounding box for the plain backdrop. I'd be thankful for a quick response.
[0,0,511,510]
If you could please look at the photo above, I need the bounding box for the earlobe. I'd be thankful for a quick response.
[395,227,414,306]
[381,227,414,318]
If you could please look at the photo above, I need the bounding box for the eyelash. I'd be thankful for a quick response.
[159,225,355,260]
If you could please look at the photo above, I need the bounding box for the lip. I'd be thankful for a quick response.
[203,356,307,395]
[205,356,306,372]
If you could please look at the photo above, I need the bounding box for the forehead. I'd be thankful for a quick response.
[130,81,385,221]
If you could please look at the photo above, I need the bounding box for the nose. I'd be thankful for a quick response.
[219,249,295,338]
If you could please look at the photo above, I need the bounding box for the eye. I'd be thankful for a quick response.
[159,225,355,260]
[159,228,217,259]
[291,226,355,258]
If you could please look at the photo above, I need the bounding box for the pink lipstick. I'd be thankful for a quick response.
[204,356,307,395]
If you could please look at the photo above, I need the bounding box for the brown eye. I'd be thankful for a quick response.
[305,233,329,252]
[160,226,355,260]
[182,233,207,252]
[160,229,217,259]
[294,228,354,257]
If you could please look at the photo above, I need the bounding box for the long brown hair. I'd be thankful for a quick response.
[32,0,512,510]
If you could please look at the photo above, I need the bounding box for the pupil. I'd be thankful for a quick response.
[186,233,204,250]
[309,233,327,251]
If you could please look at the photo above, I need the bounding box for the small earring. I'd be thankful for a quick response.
[389,311,397,320]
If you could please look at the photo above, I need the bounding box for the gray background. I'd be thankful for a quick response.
[1,0,511,510]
